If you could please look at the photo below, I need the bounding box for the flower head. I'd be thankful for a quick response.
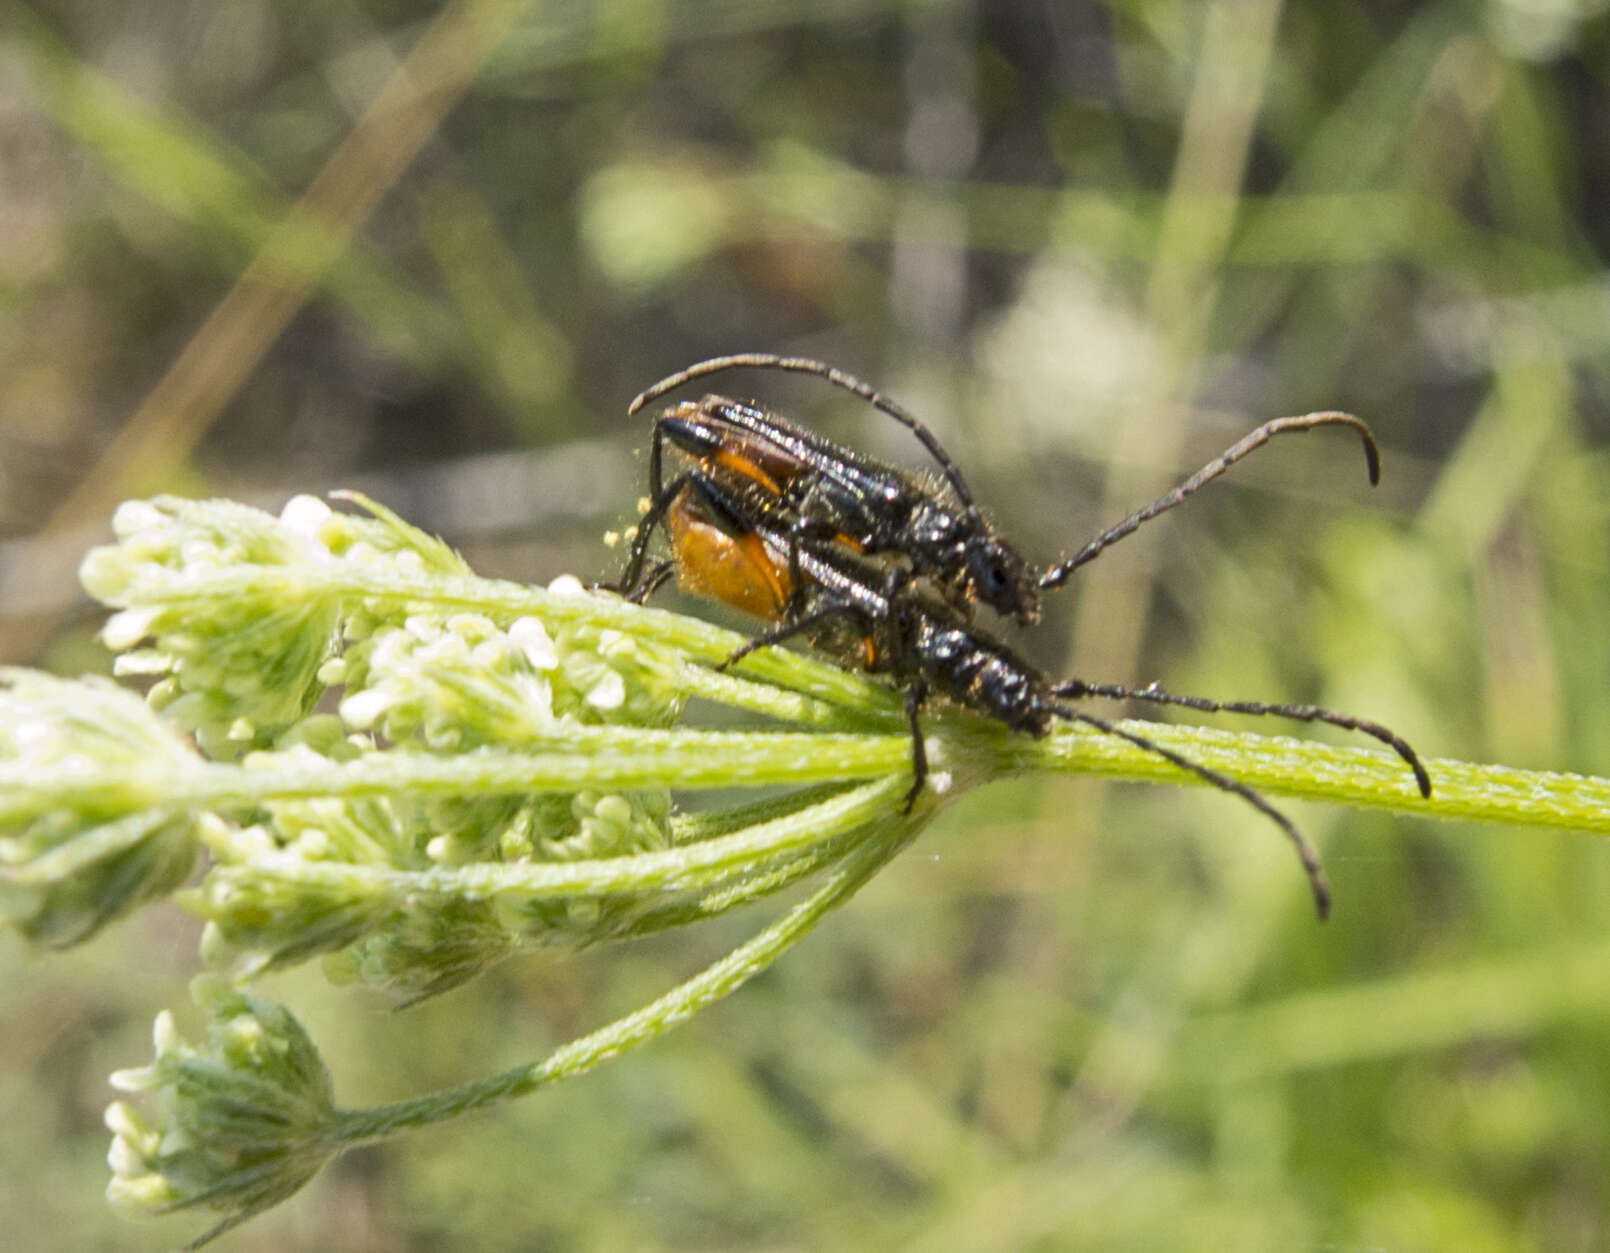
[105,978,337,1248]
[0,671,203,945]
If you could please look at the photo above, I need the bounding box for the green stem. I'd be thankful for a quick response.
[208,774,912,902]
[997,719,1610,831]
[674,660,898,730]
[124,564,899,714]
[14,722,1610,899]
[1,725,913,822]
[627,831,873,934]
[325,812,916,1145]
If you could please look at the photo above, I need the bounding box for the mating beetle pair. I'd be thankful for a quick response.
[609,354,1432,919]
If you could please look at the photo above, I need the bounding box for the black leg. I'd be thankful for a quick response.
[1056,706,1332,921]
[901,678,929,812]
[715,600,868,671]
[783,526,810,620]
[606,469,697,598]
[628,560,675,605]
[1052,678,1431,797]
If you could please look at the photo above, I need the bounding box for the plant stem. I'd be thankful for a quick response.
[1000,720,1610,832]
[0,727,913,824]
[209,775,911,902]
[122,564,898,712]
[325,812,916,1145]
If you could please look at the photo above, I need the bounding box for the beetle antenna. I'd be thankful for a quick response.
[629,353,984,516]
[1040,412,1381,591]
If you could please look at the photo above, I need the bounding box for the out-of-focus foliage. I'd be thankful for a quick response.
[3,0,1610,1249]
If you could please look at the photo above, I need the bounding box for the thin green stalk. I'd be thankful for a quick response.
[13,720,1610,900]
[626,832,872,934]
[73,727,911,808]
[326,813,916,1143]
[2,730,915,890]
[999,720,1610,832]
[203,774,911,903]
[112,562,899,716]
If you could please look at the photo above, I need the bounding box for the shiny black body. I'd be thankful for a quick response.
[619,394,1040,626]
[700,473,1055,736]
[628,357,1043,625]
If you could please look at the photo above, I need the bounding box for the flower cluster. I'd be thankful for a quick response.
[0,670,205,945]
[80,497,349,758]
[0,477,1547,1248]
[105,979,337,1246]
[75,493,692,994]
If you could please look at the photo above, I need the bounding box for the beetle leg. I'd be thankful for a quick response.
[901,677,929,812]
[1055,706,1331,921]
[1052,678,1431,798]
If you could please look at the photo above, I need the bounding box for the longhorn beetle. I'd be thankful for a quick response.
[620,356,1430,799]
[611,359,1433,917]
[626,354,1384,628]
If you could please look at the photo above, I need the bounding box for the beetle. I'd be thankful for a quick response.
[617,389,1039,627]
[626,354,1384,627]
[621,462,1431,920]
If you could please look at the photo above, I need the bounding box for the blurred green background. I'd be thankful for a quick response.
[5,0,1610,1248]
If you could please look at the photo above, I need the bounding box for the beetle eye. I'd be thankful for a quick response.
[969,549,1012,600]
